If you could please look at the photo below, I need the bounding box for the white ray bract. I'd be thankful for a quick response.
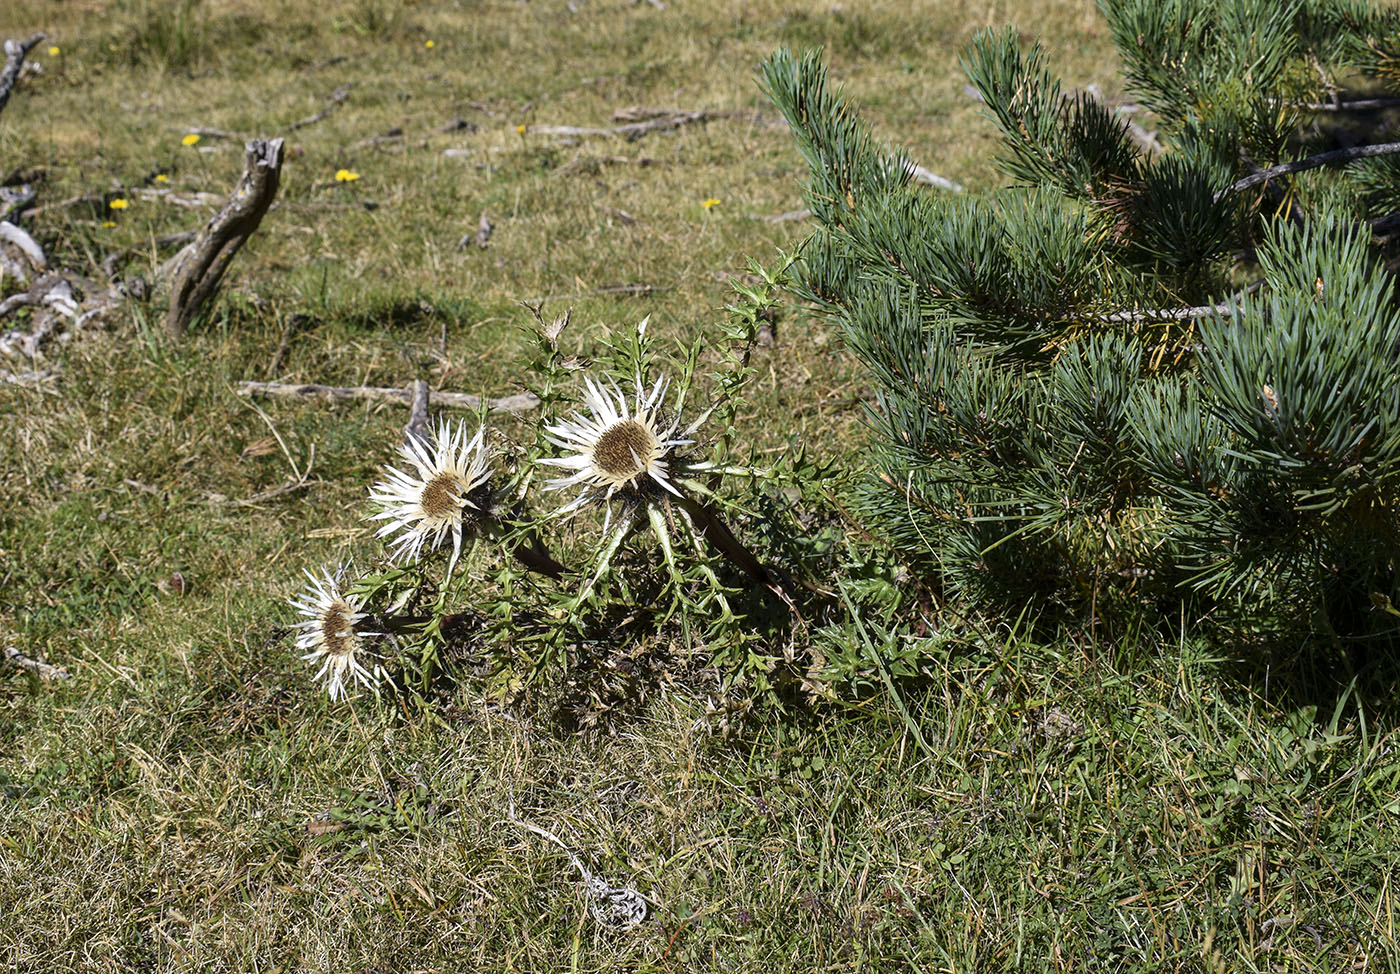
[368,419,492,570]
[539,374,703,527]
[289,566,383,701]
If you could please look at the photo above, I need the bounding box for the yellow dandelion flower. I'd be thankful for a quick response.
[425,40,435,49]
[181,133,201,147]
[47,46,60,57]
[702,198,721,210]
[101,220,116,228]
[108,198,129,211]
[154,173,169,183]
[516,124,526,135]
[334,169,360,183]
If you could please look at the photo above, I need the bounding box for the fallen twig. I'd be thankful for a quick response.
[758,207,811,223]
[100,229,197,281]
[131,187,225,209]
[289,84,350,131]
[4,645,71,681]
[0,220,47,274]
[187,126,241,142]
[0,184,35,223]
[527,109,711,142]
[0,33,45,121]
[906,163,964,192]
[404,379,429,444]
[351,126,403,150]
[236,380,541,414]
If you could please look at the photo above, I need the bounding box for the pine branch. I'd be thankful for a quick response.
[1220,141,1400,199]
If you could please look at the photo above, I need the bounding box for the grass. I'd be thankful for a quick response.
[2,0,1399,970]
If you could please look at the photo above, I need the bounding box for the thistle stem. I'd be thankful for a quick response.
[674,495,794,609]
[511,540,568,578]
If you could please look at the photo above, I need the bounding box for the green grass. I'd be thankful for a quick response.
[2,0,1399,970]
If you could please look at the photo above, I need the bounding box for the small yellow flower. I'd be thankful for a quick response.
[101,220,116,228]
[108,198,129,211]
[516,124,526,135]
[181,133,201,147]
[425,40,435,49]
[154,173,169,183]
[47,46,60,57]
[702,198,721,210]
[334,169,360,183]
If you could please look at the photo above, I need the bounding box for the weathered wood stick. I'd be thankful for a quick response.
[237,380,541,414]
[404,379,430,443]
[4,645,71,681]
[165,138,284,337]
[0,33,45,121]
[527,110,710,142]
[288,84,350,131]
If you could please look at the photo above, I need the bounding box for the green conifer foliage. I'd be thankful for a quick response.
[761,0,1400,638]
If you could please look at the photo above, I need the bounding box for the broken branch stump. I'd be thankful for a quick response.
[0,33,45,121]
[164,137,284,338]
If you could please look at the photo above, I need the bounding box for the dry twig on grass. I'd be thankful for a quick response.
[3,645,70,681]
[237,380,540,415]
[527,109,711,142]
[288,84,351,131]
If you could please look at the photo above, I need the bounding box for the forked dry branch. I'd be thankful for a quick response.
[164,138,285,337]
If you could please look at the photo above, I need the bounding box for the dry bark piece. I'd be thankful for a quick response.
[236,380,540,415]
[3,645,70,680]
[164,138,285,338]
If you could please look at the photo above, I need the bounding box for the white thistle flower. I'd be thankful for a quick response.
[539,374,704,528]
[368,419,492,572]
[290,566,383,701]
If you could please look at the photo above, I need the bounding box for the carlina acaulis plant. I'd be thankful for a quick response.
[537,317,790,607]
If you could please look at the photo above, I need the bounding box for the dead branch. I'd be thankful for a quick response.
[164,138,284,338]
[404,379,430,444]
[101,229,197,281]
[1291,96,1400,112]
[0,184,36,223]
[131,187,225,209]
[236,380,541,414]
[0,33,45,121]
[1221,140,1400,199]
[4,645,71,681]
[1097,282,1263,323]
[526,109,711,142]
[188,126,241,141]
[906,163,964,192]
[760,208,811,223]
[289,84,350,131]
[351,125,403,149]
[0,220,47,276]
[0,367,58,386]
